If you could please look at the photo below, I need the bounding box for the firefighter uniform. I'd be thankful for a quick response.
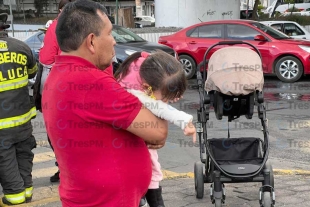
[0,13,38,205]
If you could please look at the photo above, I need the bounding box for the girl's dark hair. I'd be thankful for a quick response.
[115,50,187,101]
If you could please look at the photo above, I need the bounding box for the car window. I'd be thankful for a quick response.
[283,23,305,36]
[270,23,282,31]
[227,24,260,40]
[240,10,253,19]
[251,22,290,39]
[38,33,45,42]
[112,26,146,43]
[189,24,222,38]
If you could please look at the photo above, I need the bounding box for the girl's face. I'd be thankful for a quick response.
[142,83,168,102]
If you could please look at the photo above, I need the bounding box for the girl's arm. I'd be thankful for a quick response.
[127,89,193,130]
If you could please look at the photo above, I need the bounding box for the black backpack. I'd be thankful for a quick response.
[33,63,44,111]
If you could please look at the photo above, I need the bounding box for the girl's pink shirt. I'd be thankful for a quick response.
[118,57,144,91]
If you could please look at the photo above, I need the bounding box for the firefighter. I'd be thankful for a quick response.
[0,13,38,205]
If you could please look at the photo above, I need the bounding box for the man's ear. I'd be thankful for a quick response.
[86,33,95,54]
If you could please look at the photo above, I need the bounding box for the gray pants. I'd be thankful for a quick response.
[40,67,51,95]
[0,135,37,194]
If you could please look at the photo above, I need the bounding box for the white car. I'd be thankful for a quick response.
[134,16,155,23]
[261,21,310,40]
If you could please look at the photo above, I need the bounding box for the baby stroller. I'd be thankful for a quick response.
[194,41,275,207]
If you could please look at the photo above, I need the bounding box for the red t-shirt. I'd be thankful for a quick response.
[42,55,151,207]
[39,19,62,65]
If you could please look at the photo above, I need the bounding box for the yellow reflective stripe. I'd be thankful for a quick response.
[4,191,25,204]
[28,63,38,75]
[0,107,36,130]
[0,75,28,92]
[25,187,33,197]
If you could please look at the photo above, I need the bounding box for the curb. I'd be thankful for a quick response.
[162,169,310,179]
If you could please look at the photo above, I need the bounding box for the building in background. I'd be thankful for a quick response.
[0,0,154,18]
[155,0,240,28]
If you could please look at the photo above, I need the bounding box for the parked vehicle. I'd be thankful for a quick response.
[158,19,310,82]
[134,16,155,28]
[24,24,175,74]
[240,9,259,19]
[135,16,155,23]
[261,21,310,40]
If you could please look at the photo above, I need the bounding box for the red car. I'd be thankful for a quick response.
[158,20,310,83]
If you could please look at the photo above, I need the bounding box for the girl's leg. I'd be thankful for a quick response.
[146,149,165,207]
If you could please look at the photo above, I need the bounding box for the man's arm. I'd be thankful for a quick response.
[83,76,168,144]
[126,108,168,145]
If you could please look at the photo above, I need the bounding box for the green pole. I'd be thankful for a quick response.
[116,0,118,25]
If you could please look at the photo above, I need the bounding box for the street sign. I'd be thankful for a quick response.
[3,0,16,6]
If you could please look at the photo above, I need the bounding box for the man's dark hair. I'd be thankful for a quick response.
[56,0,108,52]
[58,0,75,11]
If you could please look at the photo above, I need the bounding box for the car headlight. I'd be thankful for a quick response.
[125,49,138,56]
[298,45,310,53]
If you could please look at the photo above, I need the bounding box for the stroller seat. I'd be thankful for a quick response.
[204,47,264,121]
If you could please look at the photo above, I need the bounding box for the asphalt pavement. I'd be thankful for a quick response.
[1,76,310,207]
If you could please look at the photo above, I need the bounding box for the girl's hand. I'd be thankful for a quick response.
[169,96,183,103]
[184,122,196,143]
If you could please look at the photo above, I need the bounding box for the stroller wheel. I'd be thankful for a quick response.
[263,161,274,188]
[261,192,272,207]
[194,161,204,199]
[214,198,222,207]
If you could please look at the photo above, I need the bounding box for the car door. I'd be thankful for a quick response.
[185,24,224,64]
[283,22,307,39]
[224,24,270,73]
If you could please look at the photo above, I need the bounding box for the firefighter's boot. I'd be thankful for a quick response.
[25,186,33,203]
[1,191,26,206]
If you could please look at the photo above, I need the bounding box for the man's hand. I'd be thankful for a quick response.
[146,140,165,149]
[184,121,196,143]
[147,143,165,149]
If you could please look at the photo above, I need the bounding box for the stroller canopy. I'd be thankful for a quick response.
[205,47,264,96]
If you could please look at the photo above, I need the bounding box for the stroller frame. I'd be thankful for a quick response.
[194,41,275,207]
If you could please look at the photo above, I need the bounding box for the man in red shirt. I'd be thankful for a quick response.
[42,1,168,206]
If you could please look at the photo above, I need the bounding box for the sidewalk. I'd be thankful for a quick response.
[1,145,310,207]
[2,174,310,207]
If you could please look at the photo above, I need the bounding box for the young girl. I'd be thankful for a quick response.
[115,51,196,207]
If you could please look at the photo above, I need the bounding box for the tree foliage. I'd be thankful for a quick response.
[34,0,49,17]
[252,0,260,20]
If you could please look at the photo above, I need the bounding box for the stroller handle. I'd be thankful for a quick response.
[198,41,263,106]
[218,41,245,45]
[214,41,262,59]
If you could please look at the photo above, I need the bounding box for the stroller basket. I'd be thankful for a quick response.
[208,138,263,175]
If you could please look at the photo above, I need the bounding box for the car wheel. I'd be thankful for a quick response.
[179,55,196,79]
[274,56,303,83]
